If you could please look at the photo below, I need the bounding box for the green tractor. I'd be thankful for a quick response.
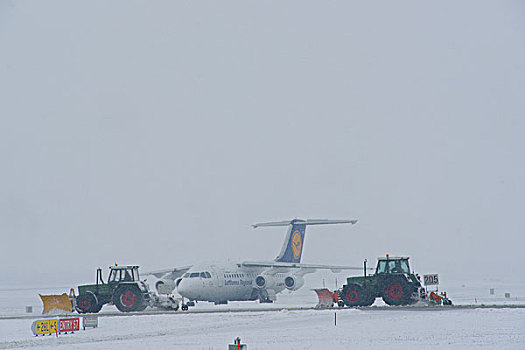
[339,255,423,307]
[76,265,151,313]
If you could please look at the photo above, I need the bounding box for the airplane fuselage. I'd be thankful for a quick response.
[176,263,288,303]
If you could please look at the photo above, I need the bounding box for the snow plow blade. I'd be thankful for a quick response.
[313,288,338,308]
[39,293,74,314]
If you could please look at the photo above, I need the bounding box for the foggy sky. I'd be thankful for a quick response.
[1,1,524,288]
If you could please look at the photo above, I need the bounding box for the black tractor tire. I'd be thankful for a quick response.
[91,302,103,313]
[113,285,144,312]
[76,293,100,313]
[360,291,376,306]
[381,277,412,306]
[341,284,373,307]
[134,301,148,312]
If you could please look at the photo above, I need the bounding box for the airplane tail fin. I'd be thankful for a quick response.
[252,219,357,263]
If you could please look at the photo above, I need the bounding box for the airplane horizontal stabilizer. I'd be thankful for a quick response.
[252,218,358,264]
[252,219,357,228]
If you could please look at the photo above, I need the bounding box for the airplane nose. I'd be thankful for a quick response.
[177,279,191,298]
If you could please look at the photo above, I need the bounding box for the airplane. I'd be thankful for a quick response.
[149,218,360,306]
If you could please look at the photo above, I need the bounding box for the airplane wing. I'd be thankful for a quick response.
[241,261,371,273]
[143,266,192,279]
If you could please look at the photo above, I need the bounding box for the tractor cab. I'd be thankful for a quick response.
[375,256,411,275]
[108,265,140,283]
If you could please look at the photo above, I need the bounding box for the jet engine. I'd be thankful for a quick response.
[155,279,177,295]
[255,275,277,290]
[284,275,304,291]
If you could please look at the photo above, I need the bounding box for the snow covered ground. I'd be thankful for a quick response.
[1,307,524,349]
[1,278,524,349]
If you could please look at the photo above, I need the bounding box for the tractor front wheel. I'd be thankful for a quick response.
[76,293,100,313]
[113,285,144,312]
[341,284,373,307]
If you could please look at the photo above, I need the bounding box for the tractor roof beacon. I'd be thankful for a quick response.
[76,265,152,313]
[339,255,423,307]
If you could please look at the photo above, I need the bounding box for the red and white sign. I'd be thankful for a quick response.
[59,318,80,333]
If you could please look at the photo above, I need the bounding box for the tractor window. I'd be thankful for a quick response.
[123,270,132,282]
[389,260,409,274]
[376,260,387,274]
[109,269,118,282]
[132,269,139,281]
[400,260,410,274]
[388,261,397,273]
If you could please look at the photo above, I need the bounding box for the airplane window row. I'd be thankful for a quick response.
[223,273,255,279]
[183,272,212,278]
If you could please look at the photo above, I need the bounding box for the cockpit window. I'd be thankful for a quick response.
[199,272,207,278]
[190,272,199,278]
[183,273,190,278]
[205,272,211,278]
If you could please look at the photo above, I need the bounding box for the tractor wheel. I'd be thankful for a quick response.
[113,285,144,312]
[341,284,372,307]
[76,293,100,313]
[361,291,376,306]
[134,302,148,312]
[92,303,103,313]
[381,278,412,306]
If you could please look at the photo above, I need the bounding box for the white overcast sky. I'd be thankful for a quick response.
[1,1,524,287]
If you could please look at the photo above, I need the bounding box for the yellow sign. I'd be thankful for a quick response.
[292,230,302,259]
[35,319,57,335]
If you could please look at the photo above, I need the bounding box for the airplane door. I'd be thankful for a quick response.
[217,269,223,287]
[212,266,223,287]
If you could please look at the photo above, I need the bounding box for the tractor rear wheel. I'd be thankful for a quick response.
[113,285,144,312]
[382,278,412,306]
[76,293,100,313]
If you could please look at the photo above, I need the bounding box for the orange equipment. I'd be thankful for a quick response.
[428,291,452,305]
[313,288,339,308]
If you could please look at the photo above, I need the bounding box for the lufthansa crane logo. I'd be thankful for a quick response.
[291,230,302,259]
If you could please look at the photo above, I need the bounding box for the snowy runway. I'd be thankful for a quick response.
[1,307,524,349]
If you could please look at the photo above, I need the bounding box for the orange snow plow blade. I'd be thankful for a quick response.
[314,288,338,308]
[39,292,74,314]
